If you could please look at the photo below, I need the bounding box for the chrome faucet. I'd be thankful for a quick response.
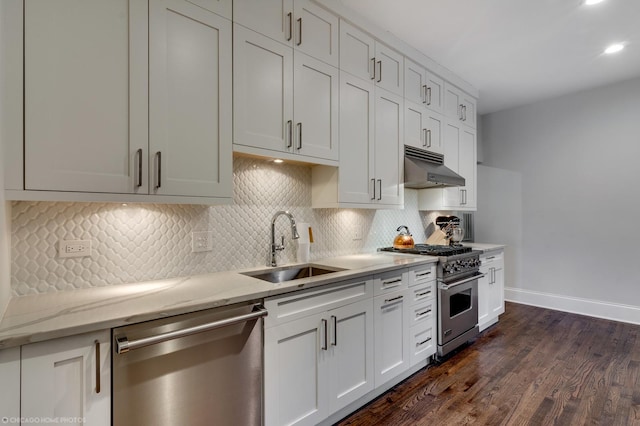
[270,211,300,267]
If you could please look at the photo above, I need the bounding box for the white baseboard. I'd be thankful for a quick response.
[505,287,640,325]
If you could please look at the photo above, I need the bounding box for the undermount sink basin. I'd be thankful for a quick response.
[242,264,346,284]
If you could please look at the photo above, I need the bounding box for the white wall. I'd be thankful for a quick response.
[480,76,640,321]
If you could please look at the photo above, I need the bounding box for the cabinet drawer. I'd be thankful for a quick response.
[408,299,435,327]
[373,269,407,296]
[480,250,504,268]
[408,264,436,287]
[264,277,373,328]
[409,281,436,305]
[410,321,435,366]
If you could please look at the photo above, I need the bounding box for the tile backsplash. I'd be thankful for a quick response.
[12,156,440,296]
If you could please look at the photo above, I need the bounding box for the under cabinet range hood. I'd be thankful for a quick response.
[403,145,465,188]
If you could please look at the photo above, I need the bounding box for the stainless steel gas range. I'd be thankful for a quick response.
[379,244,484,357]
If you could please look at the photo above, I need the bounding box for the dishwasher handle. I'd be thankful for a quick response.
[116,305,268,354]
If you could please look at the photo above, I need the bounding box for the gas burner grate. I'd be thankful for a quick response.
[378,244,472,256]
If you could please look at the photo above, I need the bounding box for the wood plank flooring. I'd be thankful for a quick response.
[336,302,640,425]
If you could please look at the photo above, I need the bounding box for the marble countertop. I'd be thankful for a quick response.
[465,243,506,253]
[0,253,437,349]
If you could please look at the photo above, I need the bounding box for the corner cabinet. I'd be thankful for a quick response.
[8,0,233,203]
[21,330,111,426]
[478,249,505,331]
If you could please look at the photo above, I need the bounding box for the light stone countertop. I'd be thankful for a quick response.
[0,253,438,349]
[465,243,506,253]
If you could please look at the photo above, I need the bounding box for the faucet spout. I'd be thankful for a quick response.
[270,211,300,267]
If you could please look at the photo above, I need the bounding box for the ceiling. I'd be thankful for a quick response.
[337,0,640,115]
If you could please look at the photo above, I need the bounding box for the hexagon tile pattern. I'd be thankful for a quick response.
[11,157,446,296]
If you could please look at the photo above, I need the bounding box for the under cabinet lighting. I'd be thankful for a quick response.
[604,43,624,54]
[273,159,284,164]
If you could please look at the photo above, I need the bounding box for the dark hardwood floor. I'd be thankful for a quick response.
[336,302,640,425]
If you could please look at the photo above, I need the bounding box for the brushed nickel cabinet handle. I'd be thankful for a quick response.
[155,151,162,189]
[462,105,467,121]
[382,278,402,288]
[136,148,143,187]
[287,120,293,148]
[286,12,293,41]
[94,340,101,394]
[376,60,382,83]
[422,129,427,147]
[297,122,302,150]
[331,315,337,346]
[383,295,403,304]
[427,129,432,148]
[416,271,432,277]
[417,337,432,347]
[371,178,376,200]
[296,18,302,46]
[377,179,382,200]
[422,84,427,103]
[322,319,328,350]
[427,86,432,105]
[416,290,432,297]
[370,57,376,80]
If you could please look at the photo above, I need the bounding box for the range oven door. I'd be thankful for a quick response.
[437,273,483,356]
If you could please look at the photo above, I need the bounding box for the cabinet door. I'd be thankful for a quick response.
[425,111,444,154]
[294,53,339,160]
[424,71,444,113]
[404,59,426,106]
[188,0,231,19]
[458,127,477,209]
[233,25,294,153]
[477,266,491,329]
[327,299,374,413]
[21,331,111,426]
[444,83,476,128]
[338,73,375,204]
[233,0,293,45]
[373,290,410,386]
[490,267,505,317]
[374,89,404,206]
[149,0,232,197]
[339,20,375,81]
[404,103,428,150]
[442,120,462,208]
[374,43,403,96]
[24,0,147,193]
[264,313,329,426]
[294,0,339,67]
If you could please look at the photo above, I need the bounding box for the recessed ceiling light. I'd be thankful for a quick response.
[585,0,605,5]
[273,159,284,163]
[604,43,625,54]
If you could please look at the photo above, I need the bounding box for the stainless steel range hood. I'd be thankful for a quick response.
[404,145,465,188]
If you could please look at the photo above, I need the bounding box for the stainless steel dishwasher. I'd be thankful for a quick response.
[112,301,267,426]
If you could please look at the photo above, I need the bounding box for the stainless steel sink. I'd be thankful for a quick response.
[242,264,346,284]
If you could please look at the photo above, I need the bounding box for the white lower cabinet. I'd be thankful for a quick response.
[264,278,374,426]
[21,330,111,426]
[407,264,437,367]
[478,250,505,331]
[0,347,20,422]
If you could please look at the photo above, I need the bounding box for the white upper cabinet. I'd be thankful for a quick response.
[233,0,339,67]
[404,104,443,154]
[374,89,404,206]
[339,21,403,97]
[24,0,147,194]
[233,25,339,162]
[418,121,477,211]
[18,0,233,202]
[404,58,443,113]
[149,0,233,197]
[444,82,476,129]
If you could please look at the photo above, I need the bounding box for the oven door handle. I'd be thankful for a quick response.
[439,273,485,291]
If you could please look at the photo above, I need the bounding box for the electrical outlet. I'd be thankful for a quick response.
[59,240,91,258]
[192,231,214,253]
